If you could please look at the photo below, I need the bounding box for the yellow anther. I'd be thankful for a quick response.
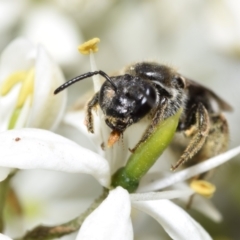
[0,69,34,107]
[78,38,100,55]
[0,71,28,96]
[0,68,35,129]
[16,68,34,108]
[190,180,216,198]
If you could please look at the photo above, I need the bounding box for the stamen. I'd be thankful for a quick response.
[0,71,28,96]
[16,69,34,108]
[190,180,216,198]
[0,69,35,129]
[90,51,101,92]
[78,38,101,92]
[78,38,100,55]
[130,189,194,202]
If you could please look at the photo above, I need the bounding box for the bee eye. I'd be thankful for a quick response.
[172,76,186,89]
[131,85,157,120]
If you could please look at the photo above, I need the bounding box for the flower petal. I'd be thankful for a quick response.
[0,38,34,80]
[133,200,212,240]
[144,146,240,191]
[0,233,13,240]
[190,195,222,222]
[0,85,20,131]
[0,167,12,181]
[77,187,133,240]
[0,38,35,130]
[63,111,99,153]
[19,6,83,69]
[0,128,110,187]
[173,181,223,223]
[27,45,66,130]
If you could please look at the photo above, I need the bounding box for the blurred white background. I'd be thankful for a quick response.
[1,0,240,239]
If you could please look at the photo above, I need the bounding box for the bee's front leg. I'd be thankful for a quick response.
[85,93,99,133]
[130,97,168,152]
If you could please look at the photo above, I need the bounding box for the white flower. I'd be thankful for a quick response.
[0,1,83,70]
[0,38,66,131]
[0,0,26,50]
[77,187,133,240]
[0,38,67,182]
[207,0,240,57]
[0,233,13,240]
[0,128,110,187]
[18,4,83,70]
[0,127,239,239]
[77,187,212,240]
[0,128,110,238]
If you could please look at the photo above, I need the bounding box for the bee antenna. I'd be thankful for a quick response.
[54,70,117,94]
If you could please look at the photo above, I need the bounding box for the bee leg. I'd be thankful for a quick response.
[171,103,210,171]
[130,98,168,152]
[85,93,99,133]
[185,113,229,209]
[187,113,229,178]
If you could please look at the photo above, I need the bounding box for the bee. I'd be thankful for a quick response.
[54,62,232,175]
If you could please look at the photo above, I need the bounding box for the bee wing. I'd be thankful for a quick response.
[186,79,233,112]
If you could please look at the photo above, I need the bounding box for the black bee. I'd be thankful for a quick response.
[54,62,232,173]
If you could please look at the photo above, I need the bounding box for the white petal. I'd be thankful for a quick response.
[63,111,98,153]
[0,128,110,187]
[77,187,133,240]
[190,195,222,223]
[15,96,31,129]
[133,200,212,240]
[207,0,240,53]
[0,0,25,33]
[144,146,240,191]
[0,84,20,131]
[0,233,13,240]
[171,182,223,223]
[0,38,35,131]
[27,45,67,130]
[19,6,83,70]
[0,38,34,81]
[0,167,12,181]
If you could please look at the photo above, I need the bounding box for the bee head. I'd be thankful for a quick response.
[99,74,157,132]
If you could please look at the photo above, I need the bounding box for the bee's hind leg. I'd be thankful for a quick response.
[186,113,229,179]
[171,103,210,171]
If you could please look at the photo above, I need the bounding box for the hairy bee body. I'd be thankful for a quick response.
[54,61,232,173]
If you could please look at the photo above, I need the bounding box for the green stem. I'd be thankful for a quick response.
[0,173,13,231]
[112,109,182,192]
